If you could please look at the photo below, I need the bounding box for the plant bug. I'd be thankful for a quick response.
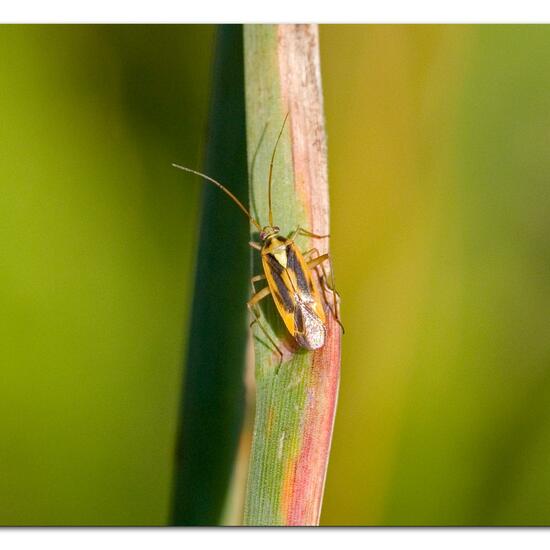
[173,115,342,362]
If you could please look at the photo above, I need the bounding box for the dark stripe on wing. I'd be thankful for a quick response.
[267,264,294,312]
[265,253,284,274]
[294,304,304,332]
[286,245,312,295]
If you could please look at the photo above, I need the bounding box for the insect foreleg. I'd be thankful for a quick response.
[247,286,284,369]
[249,241,262,251]
[288,226,330,241]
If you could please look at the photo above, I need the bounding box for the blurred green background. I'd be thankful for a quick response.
[0,25,549,525]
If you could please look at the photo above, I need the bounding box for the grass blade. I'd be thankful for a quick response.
[243,24,342,526]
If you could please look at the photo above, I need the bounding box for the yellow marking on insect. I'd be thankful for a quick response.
[172,114,342,360]
[271,245,288,269]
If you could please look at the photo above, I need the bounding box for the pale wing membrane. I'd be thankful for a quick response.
[294,300,326,350]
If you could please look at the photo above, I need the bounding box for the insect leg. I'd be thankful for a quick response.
[302,248,330,295]
[302,247,321,261]
[306,252,336,314]
[303,248,334,317]
[247,286,284,369]
[250,273,267,293]
[306,252,345,334]
[247,284,270,307]
[249,241,262,251]
[288,226,330,241]
[307,253,329,270]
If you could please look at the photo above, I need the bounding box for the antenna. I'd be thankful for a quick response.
[172,164,262,231]
[267,113,289,227]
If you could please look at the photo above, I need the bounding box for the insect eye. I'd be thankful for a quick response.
[273,226,280,233]
[259,231,266,240]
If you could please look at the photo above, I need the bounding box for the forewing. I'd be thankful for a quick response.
[263,253,296,335]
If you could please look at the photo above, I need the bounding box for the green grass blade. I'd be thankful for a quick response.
[171,24,249,526]
[243,24,342,526]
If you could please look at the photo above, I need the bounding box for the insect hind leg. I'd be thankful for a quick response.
[305,249,345,334]
[247,285,284,372]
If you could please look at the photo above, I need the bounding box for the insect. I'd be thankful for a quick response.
[173,115,342,362]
